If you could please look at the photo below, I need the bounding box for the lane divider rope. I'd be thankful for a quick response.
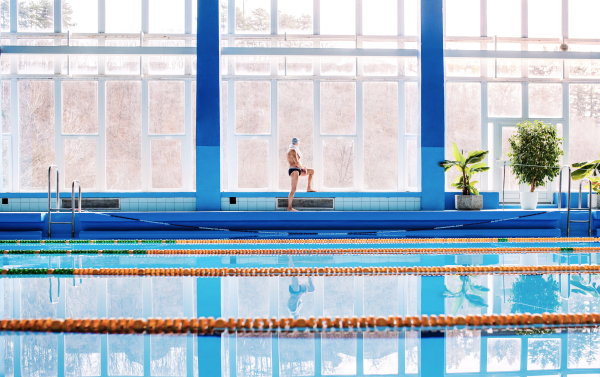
[1,313,599,335]
[5,246,600,255]
[2,265,600,277]
[4,237,600,246]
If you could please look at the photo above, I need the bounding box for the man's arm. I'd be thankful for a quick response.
[288,150,302,169]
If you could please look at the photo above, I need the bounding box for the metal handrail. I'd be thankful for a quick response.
[48,165,59,238]
[578,177,593,237]
[71,180,81,238]
[558,166,572,236]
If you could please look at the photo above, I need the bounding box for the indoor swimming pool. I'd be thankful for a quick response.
[0,238,599,376]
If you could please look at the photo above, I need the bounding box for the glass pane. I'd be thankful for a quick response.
[405,331,419,373]
[238,139,269,189]
[363,0,396,35]
[320,0,355,35]
[238,277,270,317]
[152,278,183,318]
[569,84,600,172]
[18,0,53,31]
[70,39,99,74]
[22,334,58,377]
[278,0,312,34]
[445,0,479,37]
[404,0,418,36]
[219,81,226,191]
[151,139,183,189]
[569,0,600,39]
[235,81,270,134]
[148,40,185,75]
[445,83,481,190]
[568,59,600,79]
[278,81,313,191]
[220,0,227,33]
[63,81,98,134]
[105,40,141,75]
[405,82,419,134]
[65,139,96,189]
[407,139,418,189]
[502,127,520,191]
[279,333,315,377]
[528,45,561,78]
[235,0,270,33]
[19,81,55,190]
[322,333,356,375]
[65,334,101,377]
[277,41,313,75]
[528,338,560,370]
[0,1,8,31]
[363,276,398,316]
[237,334,272,377]
[1,39,9,74]
[108,335,144,376]
[193,81,197,190]
[487,338,520,372]
[64,0,98,32]
[528,0,560,38]
[150,336,186,377]
[2,81,10,134]
[106,81,142,190]
[150,0,184,33]
[21,278,58,317]
[364,81,398,190]
[321,82,356,135]
[3,139,10,190]
[528,83,562,118]
[321,41,355,75]
[323,139,354,189]
[446,330,481,373]
[18,39,53,74]
[323,277,354,317]
[445,57,481,77]
[488,83,522,118]
[364,333,398,375]
[149,81,185,134]
[363,42,398,76]
[235,39,271,75]
[106,0,141,32]
[487,0,520,37]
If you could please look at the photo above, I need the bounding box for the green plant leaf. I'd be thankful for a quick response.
[465,150,488,164]
[452,143,466,165]
[465,294,488,308]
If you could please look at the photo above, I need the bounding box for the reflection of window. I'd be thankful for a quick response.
[487,338,520,372]
[279,333,315,377]
[364,333,398,375]
[527,338,560,370]
[446,330,481,373]
[237,334,272,377]
[322,333,357,375]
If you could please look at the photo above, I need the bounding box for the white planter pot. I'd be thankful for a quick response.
[455,195,483,211]
[520,191,539,210]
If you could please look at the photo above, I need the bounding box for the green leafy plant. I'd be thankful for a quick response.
[438,143,490,195]
[571,151,600,194]
[507,120,564,192]
[442,275,489,315]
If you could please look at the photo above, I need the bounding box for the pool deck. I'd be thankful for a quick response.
[0,209,596,239]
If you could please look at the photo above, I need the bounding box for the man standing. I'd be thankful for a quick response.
[287,137,316,211]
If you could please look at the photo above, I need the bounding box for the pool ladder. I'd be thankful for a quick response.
[48,166,82,238]
[558,166,593,237]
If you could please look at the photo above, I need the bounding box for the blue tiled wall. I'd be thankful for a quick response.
[220,197,422,211]
[0,197,197,212]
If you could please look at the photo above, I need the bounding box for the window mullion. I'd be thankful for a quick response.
[141,79,151,191]
[183,80,192,191]
[97,79,106,191]
[54,79,65,190]
[228,80,237,190]
[398,81,406,191]
[313,81,322,191]
[10,79,18,192]
[269,80,277,191]
[356,80,364,192]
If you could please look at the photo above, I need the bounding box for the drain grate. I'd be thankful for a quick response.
[276,198,334,210]
[61,198,120,210]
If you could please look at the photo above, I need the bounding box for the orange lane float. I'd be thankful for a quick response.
[0,313,599,334]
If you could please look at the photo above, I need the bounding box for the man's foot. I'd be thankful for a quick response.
[288,208,298,211]
[307,189,317,192]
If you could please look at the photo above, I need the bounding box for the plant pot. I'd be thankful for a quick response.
[520,191,539,210]
[455,195,483,211]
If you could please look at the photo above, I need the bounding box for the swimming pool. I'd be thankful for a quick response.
[0,238,599,377]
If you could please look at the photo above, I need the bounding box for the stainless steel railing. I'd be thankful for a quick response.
[48,166,82,238]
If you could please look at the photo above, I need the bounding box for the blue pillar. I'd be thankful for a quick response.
[420,276,446,376]
[420,0,446,210]
[196,277,221,376]
[196,0,221,211]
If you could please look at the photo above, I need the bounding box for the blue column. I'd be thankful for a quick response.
[196,277,221,376]
[420,276,445,376]
[196,0,221,211]
[420,0,446,210]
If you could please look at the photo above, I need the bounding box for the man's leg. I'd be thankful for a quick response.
[306,168,316,192]
[288,171,299,211]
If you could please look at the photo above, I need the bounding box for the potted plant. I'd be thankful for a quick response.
[507,120,564,210]
[439,143,490,210]
[571,152,600,209]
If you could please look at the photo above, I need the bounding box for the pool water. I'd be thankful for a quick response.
[0,239,599,376]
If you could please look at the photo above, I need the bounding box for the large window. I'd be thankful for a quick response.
[444,0,600,201]
[222,0,420,192]
[0,0,196,192]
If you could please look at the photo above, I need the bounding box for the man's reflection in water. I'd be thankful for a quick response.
[287,256,315,318]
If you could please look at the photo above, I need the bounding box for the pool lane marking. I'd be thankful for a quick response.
[0,313,599,334]
[2,264,600,276]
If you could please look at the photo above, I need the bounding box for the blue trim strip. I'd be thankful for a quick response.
[221,192,422,198]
